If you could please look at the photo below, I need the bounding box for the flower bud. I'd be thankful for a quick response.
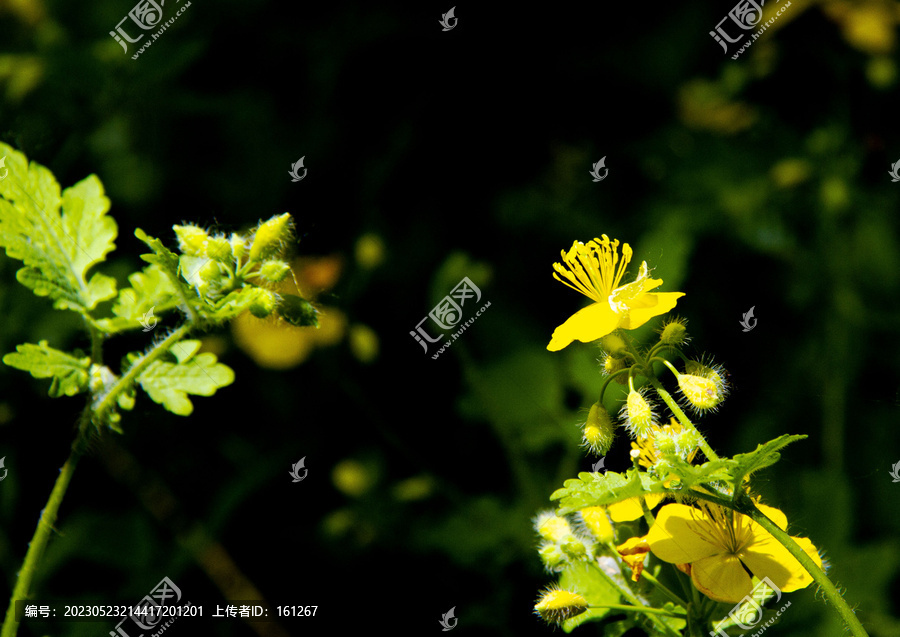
[537,543,568,572]
[174,225,208,256]
[259,259,291,283]
[277,294,319,327]
[535,511,572,543]
[600,333,627,358]
[560,536,590,559]
[534,588,589,624]
[230,233,248,260]
[677,373,722,413]
[205,236,233,262]
[579,506,614,543]
[248,288,279,318]
[602,353,627,376]
[659,317,688,346]
[249,212,292,262]
[622,388,655,438]
[583,402,615,455]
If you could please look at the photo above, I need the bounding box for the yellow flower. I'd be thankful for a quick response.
[605,418,696,522]
[548,236,684,351]
[616,536,651,582]
[647,502,822,604]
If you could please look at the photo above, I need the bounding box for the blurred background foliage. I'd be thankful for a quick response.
[1,0,900,635]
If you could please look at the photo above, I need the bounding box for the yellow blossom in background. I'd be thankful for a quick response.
[647,502,822,603]
[332,459,374,498]
[823,1,898,55]
[349,324,379,363]
[547,236,684,351]
[232,255,346,368]
[355,232,385,269]
[678,79,757,135]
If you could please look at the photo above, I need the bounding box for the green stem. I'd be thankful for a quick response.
[93,322,192,424]
[746,503,869,637]
[589,563,682,637]
[587,603,684,617]
[640,570,688,608]
[1,416,91,637]
[617,331,718,462]
[598,367,631,405]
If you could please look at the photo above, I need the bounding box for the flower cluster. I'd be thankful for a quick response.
[173,213,318,327]
[532,235,832,635]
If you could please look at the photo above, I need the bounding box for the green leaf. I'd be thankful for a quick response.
[558,561,621,632]
[96,264,179,333]
[729,434,807,485]
[136,340,234,416]
[3,341,91,397]
[0,143,117,311]
[134,228,197,303]
[551,469,664,515]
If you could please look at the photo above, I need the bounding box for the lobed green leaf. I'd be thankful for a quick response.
[0,142,117,311]
[136,339,234,416]
[2,341,91,397]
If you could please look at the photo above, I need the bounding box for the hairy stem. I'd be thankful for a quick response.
[746,503,869,637]
[93,322,192,424]
[1,415,90,637]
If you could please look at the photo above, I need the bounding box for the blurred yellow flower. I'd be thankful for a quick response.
[355,233,385,269]
[232,255,346,369]
[647,502,822,603]
[548,236,684,352]
[332,459,374,498]
[824,1,898,55]
[678,79,756,135]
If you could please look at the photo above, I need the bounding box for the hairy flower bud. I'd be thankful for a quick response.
[622,385,655,439]
[583,402,616,455]
[535,512,572,543]
[259,259,291,283]
[174,224,208,256]
[248,288,279,318]
[277,294,319,327]
[538,543,568,572]
[534,588,589,624]
[230,233,248,260]
[579,506,614,543]
[600,333,627,359]
[205,236,233,262]
[249,212,292,262]
[659,317,688,346]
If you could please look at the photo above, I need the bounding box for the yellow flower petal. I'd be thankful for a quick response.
[691,554,753,604]
[608,494,664,523]
[547,301,619,352]
[755,503,788,531]
[740,533,820,594]
[618,292,685,330]
[647,504,723,564]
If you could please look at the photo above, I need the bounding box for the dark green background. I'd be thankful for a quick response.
[2,1,899,635]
